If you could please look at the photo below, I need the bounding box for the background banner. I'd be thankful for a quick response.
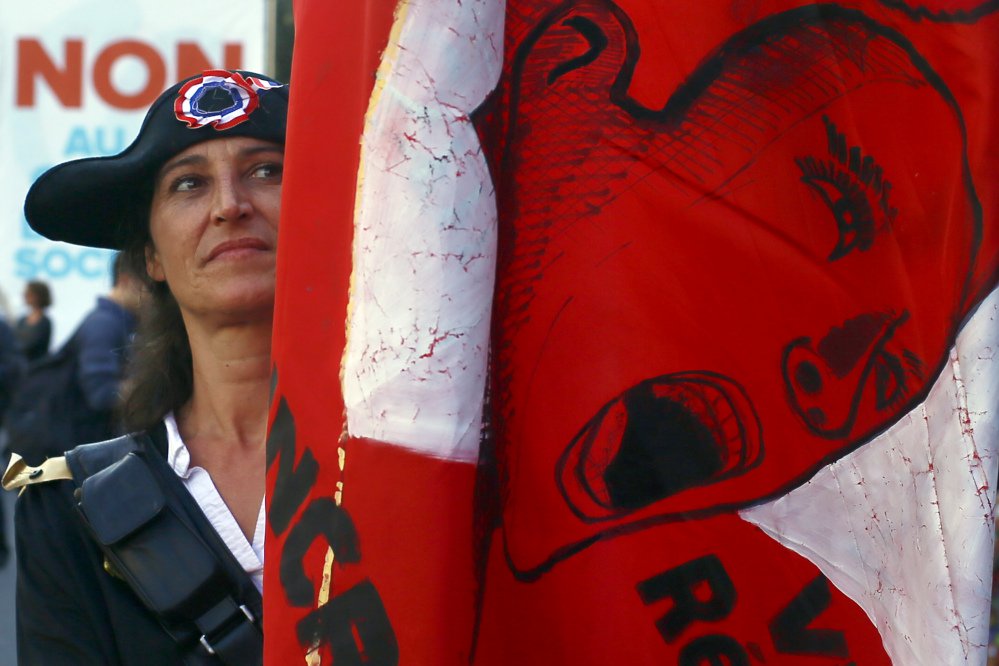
[0,0,267,345]
[269,0,998,663]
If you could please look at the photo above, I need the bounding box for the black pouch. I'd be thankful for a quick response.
[68,435,262,666]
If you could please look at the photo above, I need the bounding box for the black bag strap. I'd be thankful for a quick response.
[65,432,263,666]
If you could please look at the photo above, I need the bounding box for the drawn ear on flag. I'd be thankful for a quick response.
[476,1,990,576]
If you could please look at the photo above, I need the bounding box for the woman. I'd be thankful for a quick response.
[7,69,287,665]
[15,280,52,361]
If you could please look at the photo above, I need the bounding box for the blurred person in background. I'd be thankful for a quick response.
[0,317,24,435]
[15,280,52,362]
[3,255,143,465]
[0,316,24,567]
[0,285,13,324]
[72,253,143,444]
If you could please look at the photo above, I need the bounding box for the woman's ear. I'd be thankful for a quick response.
[145,244,165,282]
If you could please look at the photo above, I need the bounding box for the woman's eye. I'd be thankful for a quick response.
[251,163,283,180]
[171,176,201,193]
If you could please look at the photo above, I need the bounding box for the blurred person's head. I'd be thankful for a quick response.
[109,252,145,314]
[24,280,52,312]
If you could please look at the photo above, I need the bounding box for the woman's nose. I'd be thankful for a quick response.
[211,178,253,223]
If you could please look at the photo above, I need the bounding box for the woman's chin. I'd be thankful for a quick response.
[184,283,276,324]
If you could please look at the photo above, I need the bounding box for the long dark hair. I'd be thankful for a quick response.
[116,182,194,433]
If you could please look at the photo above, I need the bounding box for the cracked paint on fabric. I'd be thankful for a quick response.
[341,0,504,461]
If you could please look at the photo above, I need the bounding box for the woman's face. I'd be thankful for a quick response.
[146,137,283,323]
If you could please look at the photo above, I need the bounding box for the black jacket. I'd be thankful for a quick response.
[14,424,260,665]
[0,319,24,425]
[14,315,51,363]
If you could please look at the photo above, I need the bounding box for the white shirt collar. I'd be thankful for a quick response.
[162,411,264,592]
[164,411,192,477]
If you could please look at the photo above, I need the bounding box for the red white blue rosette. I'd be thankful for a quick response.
[174,70,283,130]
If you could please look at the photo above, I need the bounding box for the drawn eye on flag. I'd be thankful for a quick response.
[266,0,999,664]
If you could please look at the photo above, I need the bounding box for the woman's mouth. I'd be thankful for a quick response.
[206,237,272,262]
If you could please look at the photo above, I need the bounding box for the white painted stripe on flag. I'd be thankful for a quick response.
[342,0,505,462]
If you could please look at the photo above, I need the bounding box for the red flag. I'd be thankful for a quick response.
[268,0,999,663]
[267,0,493,662]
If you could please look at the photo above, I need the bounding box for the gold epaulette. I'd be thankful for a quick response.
[2,452,74,493]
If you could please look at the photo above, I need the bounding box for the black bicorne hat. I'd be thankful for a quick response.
[24,69,288,250]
